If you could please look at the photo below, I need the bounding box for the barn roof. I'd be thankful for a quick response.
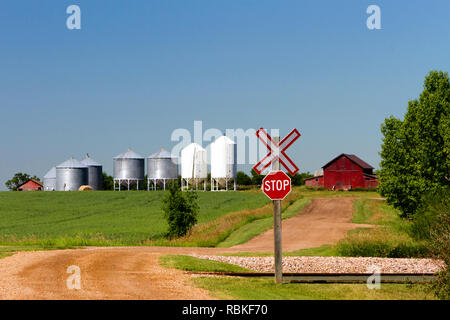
[17,179,43,189]
[322,154,374,170]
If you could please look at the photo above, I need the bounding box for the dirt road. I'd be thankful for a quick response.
[231,197,373,252]
[0,197,370,299]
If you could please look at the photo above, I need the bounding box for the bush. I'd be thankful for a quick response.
[410,188,450,241]
[161,182,199,238]
[236,171,252,186]
[419,188,450,300]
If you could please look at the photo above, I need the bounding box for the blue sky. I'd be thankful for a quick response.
[0,0,449,190]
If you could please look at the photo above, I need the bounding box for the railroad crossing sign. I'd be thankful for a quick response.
[253,128,301,176]
[253,128,301,284]
[262,171,291,200]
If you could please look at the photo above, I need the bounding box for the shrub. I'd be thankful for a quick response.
[410,188,450,241]
[421,189,449,300]
[161,182,199,238]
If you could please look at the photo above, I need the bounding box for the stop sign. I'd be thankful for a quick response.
[262,171,291,200]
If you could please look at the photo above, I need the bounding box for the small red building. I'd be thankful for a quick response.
[305,154,378,190]
[17,179,43,191]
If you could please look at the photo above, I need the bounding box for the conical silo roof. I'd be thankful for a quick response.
[114,149,144,159]
[44,166,56,179]
[81,154,102,166]
[148,148,176,159]
[213,135,236,145]
[56,157,87,169]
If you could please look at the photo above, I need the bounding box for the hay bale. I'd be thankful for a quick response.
[78,185,93,191]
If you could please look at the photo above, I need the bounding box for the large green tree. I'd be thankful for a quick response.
[5,173,40,191]
[379,70,450,217]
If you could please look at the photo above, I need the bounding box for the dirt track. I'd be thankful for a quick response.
[232,197,374,252]
[0,197,372,300]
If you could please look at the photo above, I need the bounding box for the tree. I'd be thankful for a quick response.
[250,169,264,186]
[161,181,199,238]
[288,172,314,186]
[379,70,450,217]
[5,173,40,191]
[102,172,114,190]
[236,171,252,185]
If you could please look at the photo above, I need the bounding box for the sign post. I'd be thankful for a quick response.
[272,137,283,284]
[254,128,301,284]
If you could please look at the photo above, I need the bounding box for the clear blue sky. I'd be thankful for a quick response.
[1,0,449,190]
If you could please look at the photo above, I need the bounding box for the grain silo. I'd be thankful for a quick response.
[210,136,237,191]
[43,166,56,191]
[56,158,89,191]
[181,143,207,190]
[147,148,178,190]
[113,149,145,191]
[81,154,103,190]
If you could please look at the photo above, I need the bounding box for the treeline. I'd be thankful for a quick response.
[101,170,314,190]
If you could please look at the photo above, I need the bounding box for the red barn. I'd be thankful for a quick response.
[17,179,43,191]
[305,154,378,190]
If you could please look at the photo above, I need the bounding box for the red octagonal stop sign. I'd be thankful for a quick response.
[262,171,291,200]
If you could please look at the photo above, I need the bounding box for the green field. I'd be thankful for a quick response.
[0,191,269,246]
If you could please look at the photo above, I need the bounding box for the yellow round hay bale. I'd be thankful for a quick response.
[79,185,93,191]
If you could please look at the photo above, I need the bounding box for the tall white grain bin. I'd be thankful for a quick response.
[181,143,207,190]
[210,136,237,191]
[43,166,56,191]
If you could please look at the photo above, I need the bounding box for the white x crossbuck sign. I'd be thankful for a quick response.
[253,128,301,176]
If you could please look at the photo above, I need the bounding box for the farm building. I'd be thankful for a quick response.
[17,179,43,191]
[305,154,378,190]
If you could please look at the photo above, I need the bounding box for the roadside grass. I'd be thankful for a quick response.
[191,277,435,300]
[336,199,429,258]
[159,254,251,273]
[0,245,59,259]
[216,198,310,248]
[160,190,304,247]
[0,191,269,248]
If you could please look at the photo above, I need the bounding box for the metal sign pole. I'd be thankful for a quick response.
[272,137,283,284]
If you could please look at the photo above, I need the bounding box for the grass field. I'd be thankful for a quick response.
[0,191,269,247]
